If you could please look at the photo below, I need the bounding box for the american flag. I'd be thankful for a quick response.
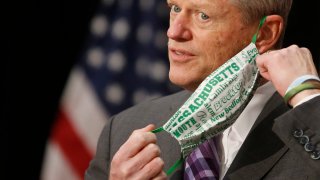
[41,0,180,179]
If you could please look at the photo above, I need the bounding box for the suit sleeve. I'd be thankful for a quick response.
[273,96,320,170]
[84,116,115,180]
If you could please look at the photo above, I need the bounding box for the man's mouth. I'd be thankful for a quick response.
[168,47,195,62]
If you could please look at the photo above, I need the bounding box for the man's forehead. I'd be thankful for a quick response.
[167,0,210,5]
[167,0,231,9]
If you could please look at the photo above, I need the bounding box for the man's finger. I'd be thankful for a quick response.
[134,157,165,180]
[152,171,167,180]
[115,124,157,160]
[127,143,161,170]
[256,54,271,80]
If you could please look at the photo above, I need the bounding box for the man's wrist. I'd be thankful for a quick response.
[285,75,320,94]
[284,80,320,107]
[289,89,320,107]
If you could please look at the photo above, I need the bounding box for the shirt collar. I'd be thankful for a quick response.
[232,81,276,141]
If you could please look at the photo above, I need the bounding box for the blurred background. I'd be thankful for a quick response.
[4,0,320,179]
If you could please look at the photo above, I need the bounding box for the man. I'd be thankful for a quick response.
[85,0,320,179]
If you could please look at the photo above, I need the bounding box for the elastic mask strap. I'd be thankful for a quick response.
[166,156,183,175]
[151,127,184,175]
[151,126,164,133]
[251,16,267,43]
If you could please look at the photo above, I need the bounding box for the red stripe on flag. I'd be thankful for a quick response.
[52,109,93,178]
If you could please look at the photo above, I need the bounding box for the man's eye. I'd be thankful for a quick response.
[200,12,209,20]
[172,5,181,13]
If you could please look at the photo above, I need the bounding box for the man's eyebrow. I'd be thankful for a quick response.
[167,0,174,5]
[166,0,213,10]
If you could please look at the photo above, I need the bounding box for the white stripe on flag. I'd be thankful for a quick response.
[41,142,79,180]
[61,67,109,154]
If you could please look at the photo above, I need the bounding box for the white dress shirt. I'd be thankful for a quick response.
[294,93,320,107]
[219,82,276,179]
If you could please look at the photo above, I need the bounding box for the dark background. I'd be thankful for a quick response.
[4,1,320,179]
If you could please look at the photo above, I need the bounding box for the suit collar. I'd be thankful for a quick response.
[225,92,290,180]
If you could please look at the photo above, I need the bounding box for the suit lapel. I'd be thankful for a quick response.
[225,93,290,180]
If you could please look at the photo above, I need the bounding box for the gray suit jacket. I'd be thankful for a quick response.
[85,90,320,179]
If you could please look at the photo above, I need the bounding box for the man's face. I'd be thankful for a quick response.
[167,0,258,91]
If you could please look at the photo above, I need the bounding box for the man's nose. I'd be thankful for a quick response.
[167,14,192,41]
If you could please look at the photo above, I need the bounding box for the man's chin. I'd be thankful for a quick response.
[169,76,199,92]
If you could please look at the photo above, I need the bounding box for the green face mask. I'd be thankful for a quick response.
[153,16,267,175]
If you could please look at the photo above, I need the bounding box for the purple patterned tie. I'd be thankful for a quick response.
[184,137,221,180]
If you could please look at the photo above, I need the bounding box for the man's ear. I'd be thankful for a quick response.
[256,15,284,53]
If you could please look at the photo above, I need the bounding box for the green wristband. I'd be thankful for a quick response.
[284,81,320,106]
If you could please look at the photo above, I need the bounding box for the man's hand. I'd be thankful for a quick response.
[256,45,320,106]
[110,124,167,180]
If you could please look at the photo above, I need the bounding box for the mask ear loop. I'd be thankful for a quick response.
[251,16,267,85]
[151,127,164,133]
[151,127,184,176]
[151,16,268,176]
[251,16,267,44]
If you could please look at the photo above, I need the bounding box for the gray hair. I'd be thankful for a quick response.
[230,0,293,48]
